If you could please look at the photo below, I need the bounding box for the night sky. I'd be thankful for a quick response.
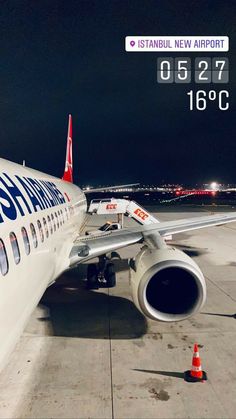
[0,1,235,186]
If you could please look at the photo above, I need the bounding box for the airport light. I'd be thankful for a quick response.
[210,181,218,191]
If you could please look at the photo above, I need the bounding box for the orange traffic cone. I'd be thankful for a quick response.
[184,343,207,382]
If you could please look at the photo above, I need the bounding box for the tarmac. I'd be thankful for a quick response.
[0,205,236,418]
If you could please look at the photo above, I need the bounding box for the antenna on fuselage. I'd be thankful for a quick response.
[22,160,26,167]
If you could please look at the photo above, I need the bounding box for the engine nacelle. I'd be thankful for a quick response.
[130,246,206,322]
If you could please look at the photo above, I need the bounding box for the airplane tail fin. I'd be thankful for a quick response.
[62,114,73,183]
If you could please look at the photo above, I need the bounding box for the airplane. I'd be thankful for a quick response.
[1,114,236,372]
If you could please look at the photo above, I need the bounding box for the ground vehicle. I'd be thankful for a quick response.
[85,221,121,236]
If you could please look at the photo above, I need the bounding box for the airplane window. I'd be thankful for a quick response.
[37,220,44,242]
[43,217,49,238]
[60,209,64,224]
[0,239,8,275]
[55,212,59,228]
[51,213,56,231]
[10,232,21,265]
[21,227,30,255]
[58,210,62,226]
[47,215,53,235]
[65,207,69,220]
[30,223,38,248]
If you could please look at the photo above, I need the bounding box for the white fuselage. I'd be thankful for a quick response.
[0,158,87,371]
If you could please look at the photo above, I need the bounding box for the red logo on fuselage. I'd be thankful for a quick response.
[64,192,70,202]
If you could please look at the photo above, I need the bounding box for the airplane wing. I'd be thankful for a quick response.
[83,183,139,193]
[69,211,236,266]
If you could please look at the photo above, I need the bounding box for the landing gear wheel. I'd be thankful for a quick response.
[105,263,116,288]
[110,251,121,260]
[87,264,99,289]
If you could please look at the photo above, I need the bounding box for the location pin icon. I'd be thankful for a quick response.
[130,40,135,47]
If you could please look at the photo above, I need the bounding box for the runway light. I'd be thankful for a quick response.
[86,186,90,190]
[210,182,218,190]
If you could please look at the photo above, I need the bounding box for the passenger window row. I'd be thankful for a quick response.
[0,206,72,276]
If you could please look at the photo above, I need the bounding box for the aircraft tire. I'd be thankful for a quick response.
[110,251,121,260]
[87,264,99,289]
[105,263,116,288]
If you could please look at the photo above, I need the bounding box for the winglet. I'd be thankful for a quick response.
[62,114,73,183]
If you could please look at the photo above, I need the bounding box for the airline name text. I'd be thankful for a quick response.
[0,173,66,223]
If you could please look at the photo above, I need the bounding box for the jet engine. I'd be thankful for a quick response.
[130,246,206,322]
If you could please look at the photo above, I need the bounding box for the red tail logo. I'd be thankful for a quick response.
[62,114,73,183]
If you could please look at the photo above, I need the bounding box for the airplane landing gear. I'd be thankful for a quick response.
[104,262,116,288]
[87,264,99,289]
[86,256,116,289]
